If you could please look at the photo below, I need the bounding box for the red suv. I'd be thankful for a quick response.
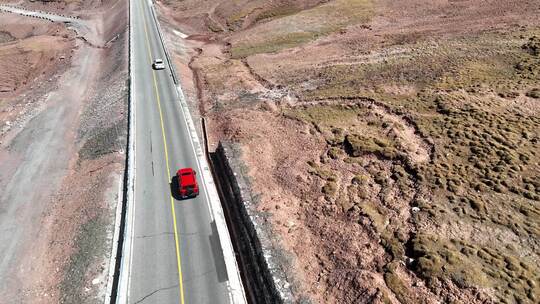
[176,168,199,198]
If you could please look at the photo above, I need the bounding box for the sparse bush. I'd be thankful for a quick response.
[384,263,415,303]
[327,147,343,159]
[307,160,335,181]
[344,134,399,159]
[525,88,540,98]
[352,174,368,185]
[322,181,338,198]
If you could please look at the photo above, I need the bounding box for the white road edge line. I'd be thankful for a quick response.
[148,2,247,303]
[116,0,136,302]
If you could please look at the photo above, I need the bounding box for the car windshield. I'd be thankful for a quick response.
[181,172,191,176]
[155,59,163,63]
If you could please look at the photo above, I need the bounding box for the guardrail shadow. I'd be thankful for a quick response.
[209,220,229,283]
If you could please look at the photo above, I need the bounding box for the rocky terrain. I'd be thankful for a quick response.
[157,0,540,303]
[0,0,127,303]
[0,13,74,135]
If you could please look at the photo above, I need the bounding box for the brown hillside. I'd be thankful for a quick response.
[158,0,540,302]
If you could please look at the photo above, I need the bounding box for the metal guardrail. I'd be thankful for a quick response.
[0,5,79,22]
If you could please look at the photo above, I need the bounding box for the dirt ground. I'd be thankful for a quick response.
[157,0,540,303]
[0,0,127,303]
[0,13,74,135]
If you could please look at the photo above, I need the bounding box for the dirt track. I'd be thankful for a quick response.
[0,0,127,302]
[0,41,96,298]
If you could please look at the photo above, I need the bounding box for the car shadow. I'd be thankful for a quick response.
[170,175,184,201]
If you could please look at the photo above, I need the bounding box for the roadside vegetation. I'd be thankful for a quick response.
[229,0,373,58]
[281,29,540,303]
[158,0,540,302]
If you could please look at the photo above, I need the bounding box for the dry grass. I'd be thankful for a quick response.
[230,0,374,58]
[254,5,301,22]
[279,29,540,303]
[283,34,523,101]
[161,0,540,301]
[231,32,319,58]
[411,233,539,302]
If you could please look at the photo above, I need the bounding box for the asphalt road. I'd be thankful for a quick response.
[127,0,231,303]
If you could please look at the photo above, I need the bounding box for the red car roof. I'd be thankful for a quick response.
[177,168,196,186]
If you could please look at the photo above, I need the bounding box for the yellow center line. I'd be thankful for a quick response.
[137,1,186,303]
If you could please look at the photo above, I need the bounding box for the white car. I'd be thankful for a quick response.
[152,58,165,70]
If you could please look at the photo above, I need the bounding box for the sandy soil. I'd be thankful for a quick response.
[159,0,540,303]
[0,0,127,303]
[0,13,75,136]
